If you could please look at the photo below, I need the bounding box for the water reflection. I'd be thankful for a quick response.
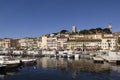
[0,68,20,79]
[37,57,113,78]
[0,62,37,79]
[0,57,120,80]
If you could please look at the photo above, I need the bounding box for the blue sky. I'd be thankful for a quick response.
[0,0,120,38]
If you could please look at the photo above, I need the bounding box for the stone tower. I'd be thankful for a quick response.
[108,23,112,32]
[72,26,77,33]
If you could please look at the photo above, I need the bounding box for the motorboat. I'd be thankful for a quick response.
[20,58,37,64]
[0,56,21,68]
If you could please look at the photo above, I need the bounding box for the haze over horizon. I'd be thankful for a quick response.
[0,0,120,38]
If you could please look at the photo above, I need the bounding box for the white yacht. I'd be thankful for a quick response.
[0,56,21,68]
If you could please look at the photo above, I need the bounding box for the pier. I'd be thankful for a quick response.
[99,50,120,64]
[93,57,104,63]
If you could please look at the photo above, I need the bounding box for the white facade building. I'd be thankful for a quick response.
[41,35,57,49]
[100,34,117,50]
[18,38,36,50]
[57,37,68,50]
[37,37,42,49]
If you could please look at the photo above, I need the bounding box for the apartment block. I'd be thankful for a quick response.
[18,37,37,50]
[41,35,58,50]
[67,38,101,50]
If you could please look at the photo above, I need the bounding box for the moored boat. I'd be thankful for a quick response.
[98,50,120,64]
[0,64,6,71]
[20,58,37,64]
[0,56,21,68]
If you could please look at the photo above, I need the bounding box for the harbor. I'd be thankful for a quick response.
[0,57,120,80]
[0,0,120,80]
[0,49,120,80]
[1,49,120,65]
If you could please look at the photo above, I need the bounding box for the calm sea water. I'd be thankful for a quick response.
[0,57,120,80]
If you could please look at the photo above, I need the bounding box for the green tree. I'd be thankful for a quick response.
[96,27,103,33]
[79,30,89,35]
[103,28,112,34]
[89,28,96,34]
[60,30,69,34]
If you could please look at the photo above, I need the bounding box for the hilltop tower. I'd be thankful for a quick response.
[72,25,77,33]
[108,23,112,32]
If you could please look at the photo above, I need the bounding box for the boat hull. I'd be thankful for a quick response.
[5,63,21,68]
[0,65,6,71]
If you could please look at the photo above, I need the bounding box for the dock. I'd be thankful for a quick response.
[101,56,120,64]
[93,57,104,63]
[98,51,120,64]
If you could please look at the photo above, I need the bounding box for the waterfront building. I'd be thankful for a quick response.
[57,37,68,50]
[18,37,37,50]
[37,37,42,49]
[67,38,101,50]
[100,34,116,50]
[32,38,38,49]
[67,33,118,50]
[69,34,84,40]
[1,38,18,49]
[41,35,58,50]
[2,38,11,49]
[67,33,103,50]
[18,38,26,49]
[18,38,29,50]
[84,34,103,39]
[113,32,120,50]
[69,33,103,40]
